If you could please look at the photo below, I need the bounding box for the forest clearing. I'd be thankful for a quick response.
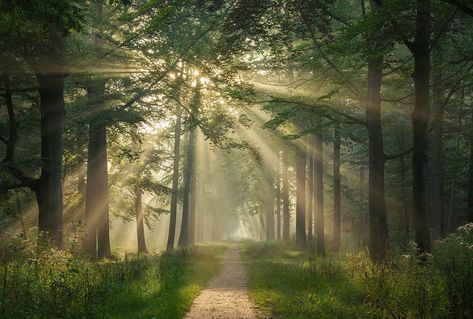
[1,0,473,318]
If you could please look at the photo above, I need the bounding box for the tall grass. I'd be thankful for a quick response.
[242,223,473,319]
[0,235,226,319]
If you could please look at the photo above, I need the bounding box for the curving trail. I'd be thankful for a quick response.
[184,245,264,319]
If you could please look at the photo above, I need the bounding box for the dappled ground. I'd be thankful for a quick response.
[184,245,264,319]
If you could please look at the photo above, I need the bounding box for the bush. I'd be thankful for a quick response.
[0,234,226,319]
[346,223,473,319]
[433,223,473,319]
[0,234,155,318]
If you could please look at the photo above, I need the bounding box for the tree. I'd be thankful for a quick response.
[295,145,307,250]
[314,123,325,256]
[332,123,341,252]
[166,83,183,252]
[282,147,291,242]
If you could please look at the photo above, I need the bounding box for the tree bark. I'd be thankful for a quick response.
[469,130,473,223]
[1,74,17,162]
[178,89,200,248]
[431,51,444,238]
[282,147,291,242]
[276,153,282,240]
[83,0,111,259]
[265,176,275,241]
[296,146,307,250]
[314,125,325,256]
[366,56,389,262]
[189,162,197,246]
[332,123,341,252]
[411,0,432,254]
[307,144,314,243]
[26,15,68,249]
[167,98,182,252]
[135,184,147,254]
[35,71,65,249]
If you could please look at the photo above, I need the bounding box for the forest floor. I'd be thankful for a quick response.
[184,245,266,319]
[240,241,367,319]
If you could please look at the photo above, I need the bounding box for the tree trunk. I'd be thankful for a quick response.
[307,144,314,243]
[314,126,325,256]
[295,146,307,250]
[411,0,432,254]
[167,100,182,252]
[282,147,291,242]
[469,132,473,223]
[431,52,444,238]
[178,131,193,248]
[178,89,200,248]
[366,57,389,262]
[189,163,197,246]
[83,0,111,259]
[135,185,147,254]
[35,72,65,249]
[276,153,282,240]
[1,74,17,162]
[28,17,67,249]
[265,176,275,241]
[333,123,341,252]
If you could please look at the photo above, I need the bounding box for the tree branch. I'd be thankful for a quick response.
[384,146,413,161]
[253,98,367,126]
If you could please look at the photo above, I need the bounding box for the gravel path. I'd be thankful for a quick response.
[184,245,264,319]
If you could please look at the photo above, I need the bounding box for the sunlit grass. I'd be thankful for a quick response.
[0,240,227,319]
[241,240,367,319]
[102,243,227,318]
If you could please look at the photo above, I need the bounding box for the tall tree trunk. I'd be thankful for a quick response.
[1,74,17,162]
[135,184,147,254]
[178,131,192,248]
[166,100,182,252]
[295,146,307,250]
[29,18,67,248]
[259,209,265,241]
[35,72,65,249]
[282,147,291,242]
[265,175,275,241]
[366,56,389,262]
[189,163,197,246]
[469,130,473,223]
[431,52,444,238]
[83,0,111,259]
[178,89,200,248]
[333,123,341,252]
[307,145,314,243]
[411,0,432,254]
[276,153,282,240]
[314,125,325,256]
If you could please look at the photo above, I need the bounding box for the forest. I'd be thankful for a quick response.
[0,0,472,318]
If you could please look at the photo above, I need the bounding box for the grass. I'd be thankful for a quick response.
[240,241,368,319]
[0,239,227,319]
[101,244,227,319]
[241,227,473,319]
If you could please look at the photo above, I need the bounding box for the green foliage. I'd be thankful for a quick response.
[243,225,473,319]
[0,236,226,319]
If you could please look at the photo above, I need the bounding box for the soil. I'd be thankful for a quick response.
[184,245,265,319]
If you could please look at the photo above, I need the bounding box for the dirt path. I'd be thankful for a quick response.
[184,245,264,319]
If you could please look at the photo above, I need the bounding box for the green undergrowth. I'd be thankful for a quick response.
[241,224,473,319]
[0,239,227,319]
